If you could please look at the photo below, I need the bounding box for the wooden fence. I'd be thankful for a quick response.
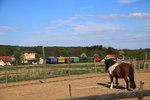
[0,60,150,86]
[59,81,149,100]
[58,90,150,100]
[0,60,150,100]
[131,60,150,73]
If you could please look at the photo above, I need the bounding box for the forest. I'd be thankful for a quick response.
[0,45,150,62]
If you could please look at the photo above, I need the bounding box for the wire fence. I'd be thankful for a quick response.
[0,60,150,87]
[0,62,105,84]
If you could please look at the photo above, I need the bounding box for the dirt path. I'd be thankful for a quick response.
[0,72,150,100]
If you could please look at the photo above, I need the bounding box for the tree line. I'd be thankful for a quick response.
[0,45,150,63]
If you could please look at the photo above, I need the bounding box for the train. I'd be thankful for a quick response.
[46,57,101,64]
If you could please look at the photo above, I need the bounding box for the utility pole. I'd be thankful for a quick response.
[145,53,147,60]
[144,53,148,69]
[42,46,46,83]
[68,57,71,76]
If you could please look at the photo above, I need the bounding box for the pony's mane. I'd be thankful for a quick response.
[105,59,116,70]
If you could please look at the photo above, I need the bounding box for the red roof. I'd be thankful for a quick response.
[106,54,117,59]
[0,56,11,62]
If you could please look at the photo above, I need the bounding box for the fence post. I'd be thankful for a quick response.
[16,67,18,81]
[5,66,8,86]
[69,84,72,98]
[94,59,97,74]
[148,62,150,71]
[133,59,136,73]
[28,70,31,80]
[138,81,144,100]
[144,61,147,69]
[68,57,71,76]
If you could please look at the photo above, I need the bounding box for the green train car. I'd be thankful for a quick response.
[72,57,79,63]
[87,57,94,62]
[79,58,88,62]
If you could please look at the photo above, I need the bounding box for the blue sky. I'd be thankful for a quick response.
[0,0,150,49]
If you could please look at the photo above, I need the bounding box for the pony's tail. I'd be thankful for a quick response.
[129,66,136,89]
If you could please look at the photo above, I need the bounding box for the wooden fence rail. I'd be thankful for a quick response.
[58,90,150,100]
[0,60,149,85]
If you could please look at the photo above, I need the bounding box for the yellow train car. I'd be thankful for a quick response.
[57,57,65,63]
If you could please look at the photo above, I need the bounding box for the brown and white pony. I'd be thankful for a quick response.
[104,59,136,90]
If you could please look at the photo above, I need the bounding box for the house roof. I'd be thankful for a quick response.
[0,56,11,62]
[106,54,117,59]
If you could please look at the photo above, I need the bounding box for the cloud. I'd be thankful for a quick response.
[33,27,56,34]
[125,33,150,38]
[128,13,150,19]
[133,34,149,38]
[52,13,150,26]
[25,21,149,49]
[140,27,150,32]
[52,14,120,26]
[117,0,137,4]
[27,13,150,48]
[0,26,18,31]
[33,31,45,34]
[52,15,83,25]
[30,22,130,46]
[80,6,93,10]
[0,32,4,35]
[75,14,119,20]
[52,14,120,24]
[96,14,119,20]
[71,22,129,35]
[45,27,55,30]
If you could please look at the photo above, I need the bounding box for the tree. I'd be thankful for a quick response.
[106,46,117,54]
[57,48,69,57]
[93,53,99,57]
[13,46,22,65]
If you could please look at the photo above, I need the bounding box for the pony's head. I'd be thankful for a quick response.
[104,59,116,70]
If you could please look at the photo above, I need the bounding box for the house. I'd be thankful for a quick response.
[22,51,37,64]
[0,56,15,66]
[105,54,117,59]
[0,60,5,66]
[38,58,43,64]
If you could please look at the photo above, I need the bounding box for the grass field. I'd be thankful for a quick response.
[0,62,106,83]
[0,61,149,83]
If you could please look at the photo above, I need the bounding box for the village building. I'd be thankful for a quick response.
[0,60,5,66]
[38,58,44,64]
[0,56,15,66]
[22,51,37,64]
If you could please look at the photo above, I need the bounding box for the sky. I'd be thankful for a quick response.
[0,0,150,49]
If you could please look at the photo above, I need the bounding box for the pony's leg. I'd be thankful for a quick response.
[124,77,129,91]
[110,76,114,89]
[115,77,119,88]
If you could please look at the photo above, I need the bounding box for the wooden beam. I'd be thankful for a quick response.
[58,90,150,100]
